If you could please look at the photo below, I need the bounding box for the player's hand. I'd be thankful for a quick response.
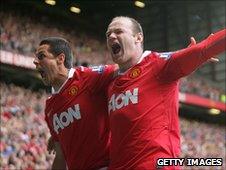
[188,36,219,63]
[188,37,196,48]
[47,136,56,154]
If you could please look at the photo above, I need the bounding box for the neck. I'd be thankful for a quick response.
[52,68,69,92]
[119,51,143,73]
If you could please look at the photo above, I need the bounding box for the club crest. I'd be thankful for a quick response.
[129,67,141,79]
[68,85,79,96]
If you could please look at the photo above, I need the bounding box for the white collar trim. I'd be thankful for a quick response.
[118,50,151,75]
[51,68,75,94]
[137,50,152,64]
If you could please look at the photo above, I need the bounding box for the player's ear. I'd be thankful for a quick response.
[135,32,143,44]
[56,53,65,65]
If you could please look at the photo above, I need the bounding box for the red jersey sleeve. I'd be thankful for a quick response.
[80,64,116,94]
[156,29,226,82]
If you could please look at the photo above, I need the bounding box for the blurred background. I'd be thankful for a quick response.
[0,0,225,169]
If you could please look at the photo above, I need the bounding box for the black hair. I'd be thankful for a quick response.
[39,37,73,69]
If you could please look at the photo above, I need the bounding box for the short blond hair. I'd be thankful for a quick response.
[111,16,144,48]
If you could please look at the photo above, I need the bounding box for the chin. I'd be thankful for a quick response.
[112,54,123,63]
[113,58,124,65]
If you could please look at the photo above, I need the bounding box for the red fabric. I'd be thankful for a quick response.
[45,65,115,170]
[160,29,226,80]
[107,29,225,170]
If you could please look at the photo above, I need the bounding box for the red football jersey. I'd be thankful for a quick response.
[107,29,225,170]
[45,65,115,170]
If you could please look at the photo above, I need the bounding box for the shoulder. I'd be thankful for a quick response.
[158,52,174,59]
[74,65,104,74]
[145,51,175,62]
[82,65,116,75]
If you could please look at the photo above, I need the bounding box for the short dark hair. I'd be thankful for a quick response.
[112,16,144,48]
[39,37,73,69]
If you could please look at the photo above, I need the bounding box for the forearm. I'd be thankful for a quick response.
[52,156,67,170]
[200,29,226,59]
[173,29,226,75]
[51,141,67,170]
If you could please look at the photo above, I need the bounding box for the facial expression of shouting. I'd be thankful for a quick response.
[33,44,59,86]
[106,17,143,65]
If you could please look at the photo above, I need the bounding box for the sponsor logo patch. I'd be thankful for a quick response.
[108,88,139,113]
[90,65,105,73]
[53,104,81,134]
[159,52,173,60]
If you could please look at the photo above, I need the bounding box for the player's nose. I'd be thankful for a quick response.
[33,57,39,66]
[108,32,117,40]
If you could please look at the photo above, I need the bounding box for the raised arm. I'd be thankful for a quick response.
[188,36,219,62]
[159,29,226,81]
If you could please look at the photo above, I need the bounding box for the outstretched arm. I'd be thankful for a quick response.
[188,36,219,63]
[159,29,225,81]
[178,29,225,75]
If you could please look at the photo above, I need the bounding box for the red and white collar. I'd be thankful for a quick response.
[51,68,75,94]
[118,50,151,75]
[137,50,152,64]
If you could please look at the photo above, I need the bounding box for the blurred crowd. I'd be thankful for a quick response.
[0,12,112,66]
[180,76,225,102]
[180,118,225,170]
[0,83,54,170]
[0,11,225,102]
[180,117,225,158]
[0,83,225,169]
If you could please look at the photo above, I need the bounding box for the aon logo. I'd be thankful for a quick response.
[108,88,138,113]
[53,104,81,134]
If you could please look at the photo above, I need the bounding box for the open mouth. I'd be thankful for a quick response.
[111,43,121,54]
[37,69,46,79]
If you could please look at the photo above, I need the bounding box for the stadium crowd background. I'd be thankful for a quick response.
[0,8,225,170]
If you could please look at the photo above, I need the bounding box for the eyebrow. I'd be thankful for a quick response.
[36,50,44,55]
[106,29,111,35]
[105,31,110,36]
[35,51,45,58]
[106,28,124,36]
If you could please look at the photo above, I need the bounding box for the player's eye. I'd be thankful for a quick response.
[106,32,111,38]
[37,54,45,60]
[115,30,123,34]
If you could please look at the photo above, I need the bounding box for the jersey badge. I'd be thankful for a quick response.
[68,85,79,96]
[129,67,141,79]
